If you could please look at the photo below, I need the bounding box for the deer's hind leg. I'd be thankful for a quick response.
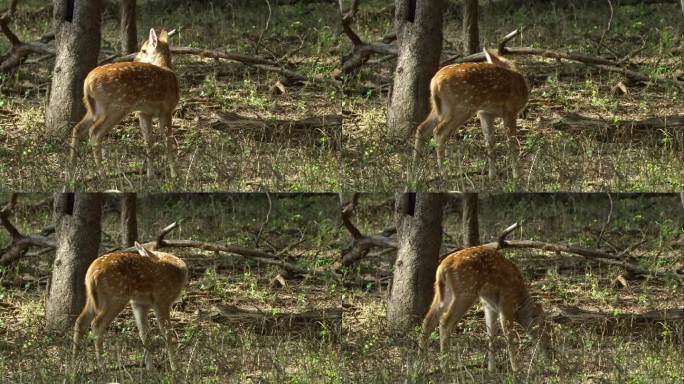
[502,112,520,180]
[433,109,473,176]
[158,111,177,178]
[138,113,155,178]
[478,111,497,180]
[132,302,153,369]
[88,111,127,176]
[153,304,178,371]
[483,302,500,372]
[90,299,127,366]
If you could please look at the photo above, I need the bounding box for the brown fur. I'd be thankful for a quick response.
[72,242,188,370]
[419,245,551,372]
[414,49,529,179]
[69,29,179,179]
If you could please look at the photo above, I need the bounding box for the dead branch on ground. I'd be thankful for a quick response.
[441,29,683,87]
[333,0,397,78]
[198,111,341,142]
[0,13,54,73]
[484,224,681,281]
[102,46,309,84]
[206,304,341,334]
[551,306,684,326]
[338,193,397,269]
[124,222,313,277]
[0,194,56,265]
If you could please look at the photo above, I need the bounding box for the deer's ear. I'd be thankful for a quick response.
[149,28,158,49]
[134,241,151,257]
[483,48,495,64]
[483,48,508,68]
[159,29,169,43]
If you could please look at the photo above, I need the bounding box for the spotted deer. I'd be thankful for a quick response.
[72,242,188,370]
[419,225,551,372]
[69,28,180,178]
[413,48,529,179]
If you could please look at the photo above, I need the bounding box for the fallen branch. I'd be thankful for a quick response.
[0,13,55,73]
[444,28,683,87]
[338,193,397,269]
[123,222,312,276]
[207,304,341,333]
[199,111,341,142]
[0,194,56,265]
[478,229,681,281]
[543,112,684,141]
[102,46,309,83]
[551,306,684,326]
[333,0,397,78]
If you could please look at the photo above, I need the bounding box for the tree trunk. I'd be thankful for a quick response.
[462,192,479,247]
[120,193,137,247]
[120,0,137,54]
[46,193,103,331]
[387,193,445,333]
[463,0,480,54]
[388,0,446,139]
[46,0,103,137]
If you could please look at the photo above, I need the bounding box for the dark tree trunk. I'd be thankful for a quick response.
[387,193,445,333]
[388,0,446,139]
[462,192,480,247]
[46,193,103,331]
[120,0,137,54]
[463,0,480,54]
[120,193,137,247]
[46,0,103,136]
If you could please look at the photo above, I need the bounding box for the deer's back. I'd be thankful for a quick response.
[87,252,187,303]
[85,62,179,112]
[440,246,528,306]
[433,63,528,115]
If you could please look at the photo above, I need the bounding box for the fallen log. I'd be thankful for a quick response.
[551,306,684,325]
[0,194,56,265]
[198,111,341,142]
[206,304,342,335]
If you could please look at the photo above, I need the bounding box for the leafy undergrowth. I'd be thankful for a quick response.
[0,1,340,191]
[342,0,683,191]
[0,194,344,383]
[343,193,683,383]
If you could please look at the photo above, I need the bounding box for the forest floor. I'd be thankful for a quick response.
[0,194,344,383]
[341,0,684,191]
[0,1,341,191]
[342,193,683,382]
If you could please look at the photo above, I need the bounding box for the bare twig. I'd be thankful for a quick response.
[597,0,614,55]
[254,0,272,55]
[597,193,613,248]
[255,193,272,248]
[155,221,179,249]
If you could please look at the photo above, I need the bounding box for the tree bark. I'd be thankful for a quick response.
[463,0,480,54]
[46,193,103,331]
[120,193,137,247]
[462,192,480,247]
[46,0,102,136]
[388,0,446,139]
[387,193,445,333]
[120,0,137,54]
